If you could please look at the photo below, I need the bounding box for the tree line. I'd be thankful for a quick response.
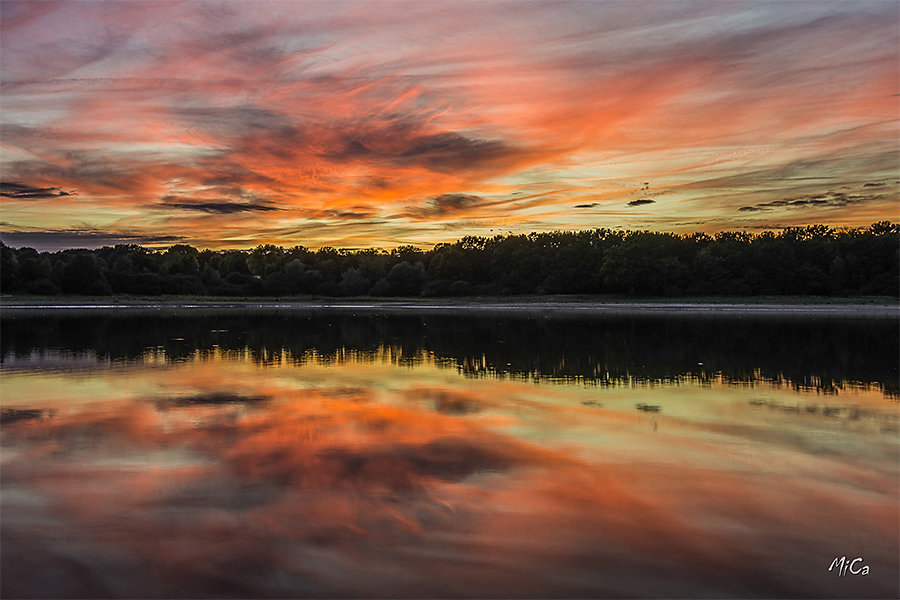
[1,222,897,297]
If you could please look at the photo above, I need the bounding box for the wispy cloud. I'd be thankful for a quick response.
[0,0,897,248]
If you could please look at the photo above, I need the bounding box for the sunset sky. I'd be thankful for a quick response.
[1,0,897,251]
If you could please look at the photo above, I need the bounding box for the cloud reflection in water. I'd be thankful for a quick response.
[1,353,897,598]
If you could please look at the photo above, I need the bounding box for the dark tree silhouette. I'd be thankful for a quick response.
[1,223,897,297]
[60,253,111,295]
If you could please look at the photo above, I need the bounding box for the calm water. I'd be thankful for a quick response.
[1,311,898,598]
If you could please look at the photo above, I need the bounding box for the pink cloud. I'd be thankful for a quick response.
[1,1,897,248]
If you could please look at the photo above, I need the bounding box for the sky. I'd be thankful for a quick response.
[0,0,898,251]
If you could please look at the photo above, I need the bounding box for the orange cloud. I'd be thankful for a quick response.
[1,1,897,249]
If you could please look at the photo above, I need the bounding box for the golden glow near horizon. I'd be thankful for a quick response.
[1,0,898,251]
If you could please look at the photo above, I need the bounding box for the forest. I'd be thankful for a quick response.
[1,222,897,298]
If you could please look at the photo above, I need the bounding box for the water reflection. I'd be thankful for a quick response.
[1,314,898,598]
[2,312,898,396]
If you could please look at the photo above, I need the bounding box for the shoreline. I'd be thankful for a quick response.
[2,297,898,318]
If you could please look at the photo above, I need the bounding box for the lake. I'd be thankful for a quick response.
[1,308,898,598]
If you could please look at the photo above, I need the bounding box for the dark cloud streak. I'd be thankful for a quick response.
[321,127,518,174]
[428,193,483,214]
[1,181,74,199]
[737,190,883,213]
[399,193,486,220]
[399,132,513,173]
[159,197,283,214]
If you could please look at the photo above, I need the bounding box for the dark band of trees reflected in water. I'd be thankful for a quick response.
[2,312,897,398]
